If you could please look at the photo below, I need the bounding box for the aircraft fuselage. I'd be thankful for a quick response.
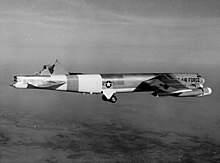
[12,73,211,103]
[13,73,203,92]
[11,60,212,103]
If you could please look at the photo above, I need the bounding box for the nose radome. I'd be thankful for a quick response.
[200,78,205,84]
[207,87,212,94]
[203,87,212,96]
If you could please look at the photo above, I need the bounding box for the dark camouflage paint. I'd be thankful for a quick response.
[100,73,200,90]
[67,75,78,92]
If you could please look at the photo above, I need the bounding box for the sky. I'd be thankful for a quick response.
[0,0,219,74]
[0,0,220,142]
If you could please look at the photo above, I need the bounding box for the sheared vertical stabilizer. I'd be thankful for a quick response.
[51,59,69,75]
[36,60,69,75]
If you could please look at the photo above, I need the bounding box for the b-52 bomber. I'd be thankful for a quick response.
[11,60,212,103]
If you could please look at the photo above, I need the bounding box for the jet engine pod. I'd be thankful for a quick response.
[176,87,212,97]
[152,91,172,97]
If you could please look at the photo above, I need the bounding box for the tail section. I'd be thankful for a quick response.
[11,60,68,91]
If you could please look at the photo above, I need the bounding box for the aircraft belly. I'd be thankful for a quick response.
[50,75,67,91]
[106,88,136,93]
[78,74,102,93]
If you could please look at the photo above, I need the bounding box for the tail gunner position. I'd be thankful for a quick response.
[11,60,212,103]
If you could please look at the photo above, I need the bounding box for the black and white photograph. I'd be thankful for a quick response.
[0,0,220,162]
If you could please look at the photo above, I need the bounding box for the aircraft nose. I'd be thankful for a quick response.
[203,87,212,96]
[207,87,212,94]
[199,78,205,84]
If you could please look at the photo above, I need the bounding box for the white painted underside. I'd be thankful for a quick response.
[102,88,136,99]
[78,74,102,93]
[109,88,136,93]
[172,89,192,93]
[102,89,116,99]
[13,83,28,88]
[57,83,67,91]
[50,75,67,91]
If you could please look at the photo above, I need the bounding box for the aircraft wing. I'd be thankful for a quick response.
[145,73,190,95]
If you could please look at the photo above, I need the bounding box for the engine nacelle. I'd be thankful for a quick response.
[175,87,212,97]
[152,91,172,97]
